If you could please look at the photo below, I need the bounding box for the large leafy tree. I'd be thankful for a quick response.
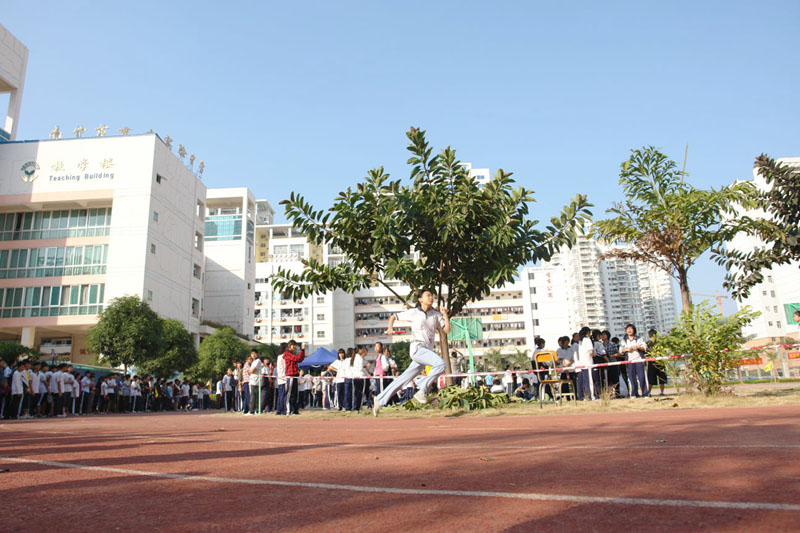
[593,146,759,310]
[195,327,250,379]
[0,343,40,365]
[137,319,197,378]
[272,127,592,380]
[87,295,163,374]
[715,154,800,299]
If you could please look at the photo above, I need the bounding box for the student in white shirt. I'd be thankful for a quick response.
[130,377,141,413]
[215,379,223,409]
[373,290,450,416]
[576,327,594,401]
[591,329,607,398]
[222,369,235,412]
[620,323,649,398]
[327,349,347,411]
[501,367,514,397]
[62,366,75,415]
[344,347,369,412]
[81,373,92,415]
[247,356,262,415]
[100,378,109,412]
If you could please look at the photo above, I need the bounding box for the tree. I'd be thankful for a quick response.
[87,295,163,374]
[254,343,282,360]
[272,127,592,382]
[654,303,758,395]
[195,327,250,379]
[715,154,800,299]
[0,343,40,365]
[389,340,411,372]
[137,319,197,378]
[593,147,758,310]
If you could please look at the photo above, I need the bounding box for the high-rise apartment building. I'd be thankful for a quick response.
[527,234,678,341]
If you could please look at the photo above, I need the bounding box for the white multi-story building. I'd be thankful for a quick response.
[0,133,208,363]
[252,222,355,350]
[0,23,28,142]
[203,188,257,337]
[732,157,800,344]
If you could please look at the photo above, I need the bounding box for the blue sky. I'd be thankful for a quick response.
[4,1,799,313]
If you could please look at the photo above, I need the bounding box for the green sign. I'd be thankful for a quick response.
[449,318,483,341]
[785,303,800,324]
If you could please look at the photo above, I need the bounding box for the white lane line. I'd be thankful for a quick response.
[2,455,799,512]
[7,427,800,452]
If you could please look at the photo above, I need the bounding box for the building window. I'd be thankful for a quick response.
[247,282,251,289]
[528,272,535,280]
[0,283,104,318]
[146,290,153,302]
[316,313,325,321]
[532,303,538,310]
[196,201,205,219]
[771,290,776,298]
[316,296,325,304]
[534,319,540,326]
[153,211,159,222]
[193,264,201,279]
[156,174,164,184]
[768,321,773,327]
[0,208,112,241]
[191,298,200,318]
[530,287,536,294]
[194,232,203,251]
[777,321,782,328]
[767,275,773,283]
[150,243,156,254]
[317,330,325,338]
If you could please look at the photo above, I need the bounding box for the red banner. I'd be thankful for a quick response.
[734,357,763,366]
[788,352,800,360]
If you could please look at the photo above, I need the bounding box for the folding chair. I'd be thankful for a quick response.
[536,351,576,408]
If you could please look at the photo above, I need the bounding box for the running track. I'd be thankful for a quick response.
[2,405,800,531]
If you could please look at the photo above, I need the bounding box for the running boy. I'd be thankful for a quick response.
[373,289,449,416]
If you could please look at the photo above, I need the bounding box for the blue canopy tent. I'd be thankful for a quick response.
[298,347,338,369]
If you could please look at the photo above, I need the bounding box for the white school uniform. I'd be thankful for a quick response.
[50,371,62,394]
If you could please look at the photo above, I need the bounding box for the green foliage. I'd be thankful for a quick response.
[436,385,511,410]
[593,147,759,309]
[656,303,759,396]
[389,340,411,372]
[272,127,592,320]
[87,295,163,370]
[254,343,281,360]
[0,342,40,365]
[195,327,250,379]
[481,348,530,371]
[137,319,197,379]
[715,154,800,299]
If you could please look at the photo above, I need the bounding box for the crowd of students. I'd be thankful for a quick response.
[497,323,666,402]
[0,359,218,420]
[215,341,411,416]
[0,322,665,420]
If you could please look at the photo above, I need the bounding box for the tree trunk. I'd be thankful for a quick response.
[677,267,692,311]
[438,328,454,387]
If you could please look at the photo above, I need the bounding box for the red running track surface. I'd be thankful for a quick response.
[2,405,800,532]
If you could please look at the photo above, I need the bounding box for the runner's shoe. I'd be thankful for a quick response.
[413,390,427,404]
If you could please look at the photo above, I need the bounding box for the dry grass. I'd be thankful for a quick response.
[276,384,800,420]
